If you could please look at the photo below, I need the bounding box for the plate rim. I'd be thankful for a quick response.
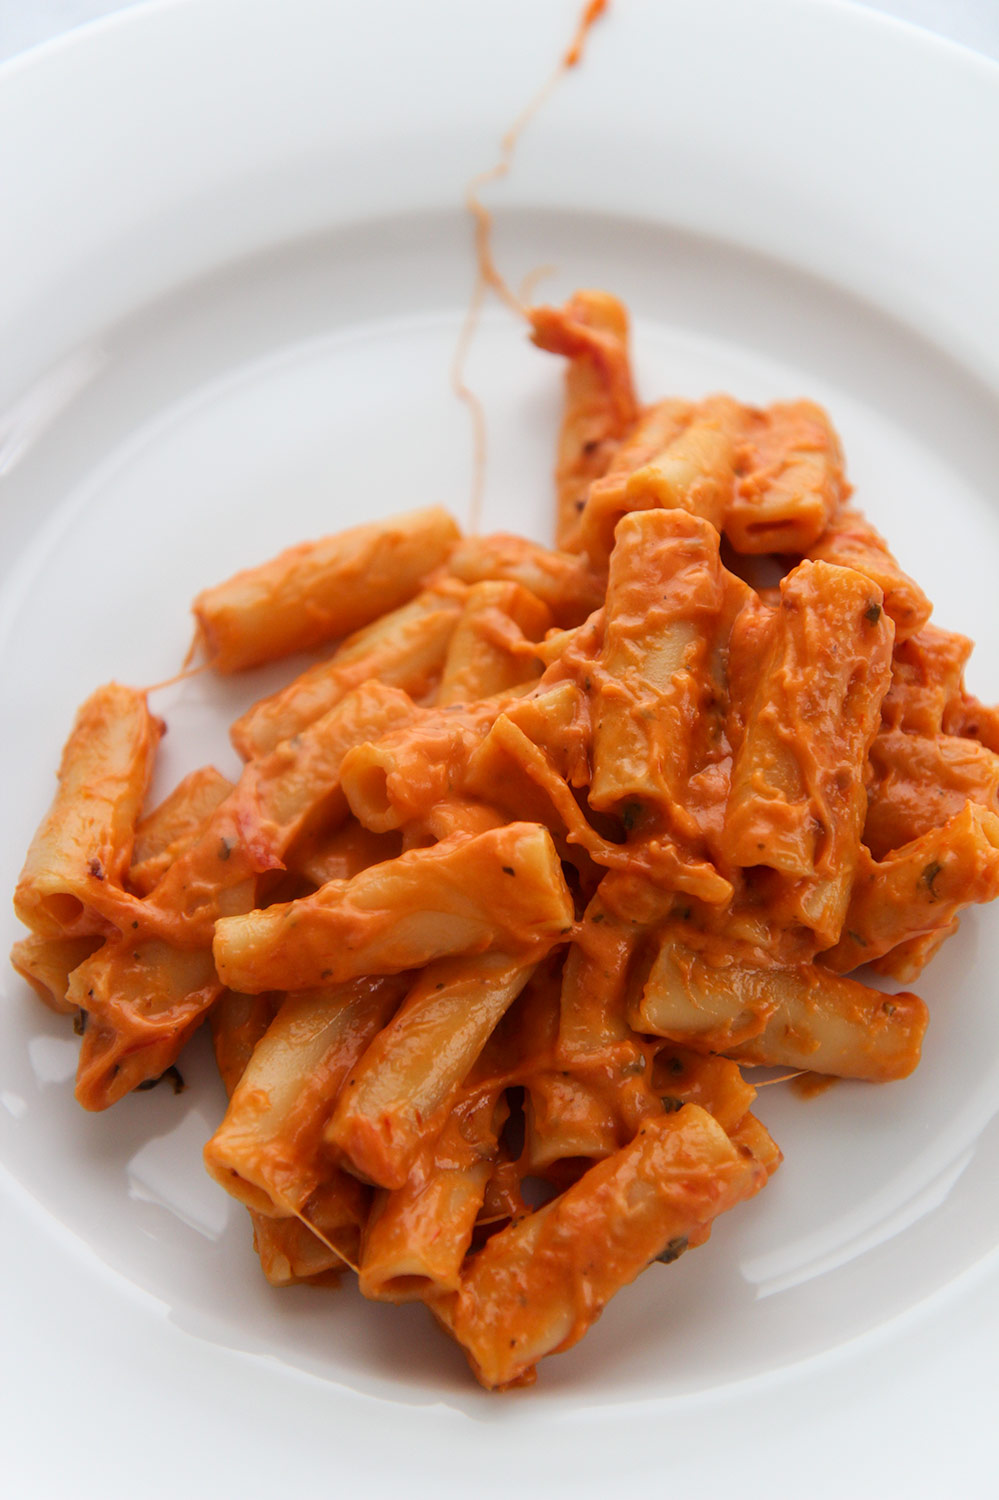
[3,0,999,1492]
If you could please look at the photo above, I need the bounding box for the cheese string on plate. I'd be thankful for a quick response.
[451,0,609,534]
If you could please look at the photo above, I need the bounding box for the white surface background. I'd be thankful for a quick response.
[2,0,999,63]
[2,2,999,1496]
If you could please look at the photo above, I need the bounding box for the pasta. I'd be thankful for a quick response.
[193,506,461,671]
[11,287,999,1389]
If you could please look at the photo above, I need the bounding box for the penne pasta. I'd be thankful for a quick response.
[208,989,358,1284]
[882,624,973,734]
[868,921,960,985]
[359,1157,493,1303]
[289,818,403,890]
[522,1068,621,1168]
[944,692,999,755]
[250,1211,348,1288]
[209,987,280,1094]
[339,696,508,834]
[555,875,649,1063]
[141,680,418,947]
[650,1046,759,1135]
[70,942,220,1110]
[464,712,617,878]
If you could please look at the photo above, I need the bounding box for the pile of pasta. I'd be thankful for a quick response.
[12,290,999,1389]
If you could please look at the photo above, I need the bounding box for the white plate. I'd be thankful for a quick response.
[2,1,999,1494]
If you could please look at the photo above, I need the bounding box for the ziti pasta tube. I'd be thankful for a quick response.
[589,508,728,818]
[446,532,603,627]
[435,580,551,705]
[824,802,999,973]
[14,683,161,939]
[863,730,999,859]
[528,289,638,550]
[229,583,467,759]
[580,397,738,567]
[193,506,460,671]
[633,930,928,1081]
[722,558,893,946]
[805,505,931,642]
[212,823,574,994]
[723,399,846,554]
[432,1104,766,1389]
[357,1091,502,1302]
[140,679,417,946]
[127,765,235,896]
[209,989,361,1284]
[69,683,419,1106]
[204,974,407,1215]
[327,951,536,1189]
[9,933,102,1015]
[71,942,220,1109]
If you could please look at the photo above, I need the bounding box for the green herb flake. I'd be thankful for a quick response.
[660,1095,684,1113]
[654,1235,689,1265]
[922,860,943,899]
[847,929,868,948]
[137,1065,186,1095]
[864,602,882,625]
[620,801,642,832]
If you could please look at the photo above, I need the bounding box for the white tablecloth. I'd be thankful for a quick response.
[1,0,998,64]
